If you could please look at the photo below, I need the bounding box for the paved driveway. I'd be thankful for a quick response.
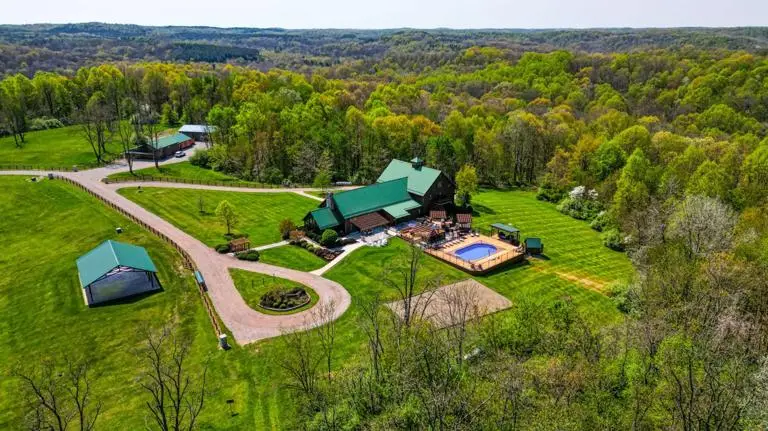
[0,168,352,345]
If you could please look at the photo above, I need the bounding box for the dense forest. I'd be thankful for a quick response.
[2,24,768,76]
[3,27,768,428]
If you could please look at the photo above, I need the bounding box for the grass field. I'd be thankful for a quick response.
[107,161,269,185]
[229,269,319,315]
[117,187,318,247]
[0,125,121,168]
[258,245,327,272]
[472,190,633,293]
[0,181,633,429]
[467,189,633,324]
[0,175,258,429]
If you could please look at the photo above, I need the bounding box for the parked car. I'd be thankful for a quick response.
[174,151,186,158]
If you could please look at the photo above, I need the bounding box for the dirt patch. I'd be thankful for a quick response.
[386,279,512,329]
[528,263,609,294]
[553,271,607,293]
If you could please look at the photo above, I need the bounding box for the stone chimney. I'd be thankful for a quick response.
[326,192,335,210]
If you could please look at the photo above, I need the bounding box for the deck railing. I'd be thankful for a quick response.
[400,233,525,274]
[424,247,524,274]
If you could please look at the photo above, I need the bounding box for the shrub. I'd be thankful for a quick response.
[557,187,603,221]
[260,166,284,185]
[320,229,338,247]
[29,117,64,131]
[235,250,260,261]
[215,243,231,253]
[278,219,297,240]
[536,182,565,203]
[590,211,613,232]
[601,228,625,251]
[259,287,309,310]
[189,149,211,169]
[607,281,638,314]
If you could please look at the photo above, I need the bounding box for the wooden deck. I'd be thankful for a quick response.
[423,234,525,274]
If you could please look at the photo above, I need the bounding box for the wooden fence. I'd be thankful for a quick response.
[55,175,224,338]
[103,175,305,189]
[0,156,118,172]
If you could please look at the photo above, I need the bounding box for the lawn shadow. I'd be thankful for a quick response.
[477,258,531,277]
[88,288,164,308]
[529,254,551,261]
[472,203,496,216]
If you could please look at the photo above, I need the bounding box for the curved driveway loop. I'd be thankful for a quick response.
[0,169,352,345]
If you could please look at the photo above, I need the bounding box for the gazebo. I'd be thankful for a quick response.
[76,240,160,306]
[490,223,521,245]
[229,237,251,252]
[456,213,472,231]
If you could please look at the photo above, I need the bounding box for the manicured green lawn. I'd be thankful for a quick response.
[472,189,633,290]
[0,175,255,429]
[108,161,275,186]
[258,245,327,272]
[229,269,318,315]
[117,187,318,247]
[0,180,632,429]
[0,125,121,168]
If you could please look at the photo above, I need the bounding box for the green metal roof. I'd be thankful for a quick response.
[383,199,421,219]
[152,133,192,150]
[490,223,520,233]
[376,159,443,196]
[331,177,412,219]
[76,240,157,287]
[309,207,342,230]
[525,237,542,248]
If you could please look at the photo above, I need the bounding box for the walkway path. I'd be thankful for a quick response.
[0,168,353,345]
[295,190,324,201]
[252,240,288,251]
[311,242,366,275]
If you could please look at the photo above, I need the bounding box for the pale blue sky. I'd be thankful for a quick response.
[3,0,767,28]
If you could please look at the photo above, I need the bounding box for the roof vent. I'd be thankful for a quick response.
[410,157,424,169]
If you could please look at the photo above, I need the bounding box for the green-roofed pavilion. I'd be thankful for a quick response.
[490,223,521,245]
[76,240,161,306]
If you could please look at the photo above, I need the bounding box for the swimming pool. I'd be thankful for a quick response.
[454,243,498,261]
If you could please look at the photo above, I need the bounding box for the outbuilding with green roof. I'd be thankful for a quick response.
[128,132,194,160]
[76,240,161,306]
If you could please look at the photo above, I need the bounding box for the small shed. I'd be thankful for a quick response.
[179,125,216,142]
[525,237,544,255]
[76,240,160,306]
[490,223,520,245]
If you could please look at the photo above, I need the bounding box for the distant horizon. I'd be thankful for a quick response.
[3,0,767,29]
[3,22,768,31]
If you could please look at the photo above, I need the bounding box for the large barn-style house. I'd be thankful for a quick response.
[304,158,455,234]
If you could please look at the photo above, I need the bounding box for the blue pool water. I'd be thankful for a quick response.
[454,243,498,261]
